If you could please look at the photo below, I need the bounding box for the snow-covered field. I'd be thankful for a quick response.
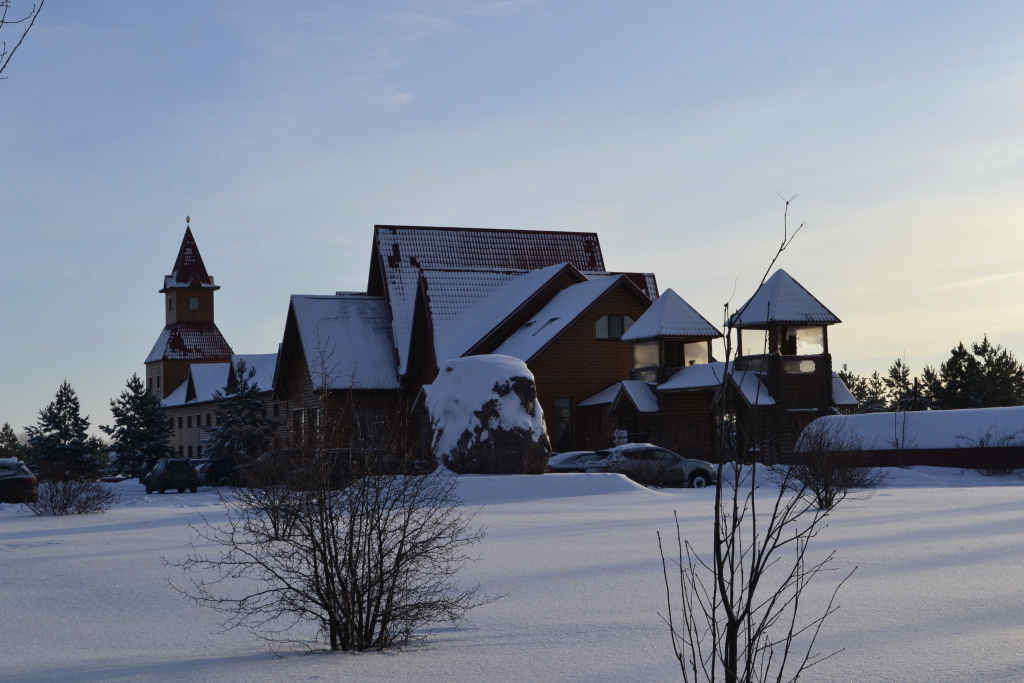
[1,469,1022,682]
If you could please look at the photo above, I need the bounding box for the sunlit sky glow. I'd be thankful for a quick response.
[4,1,1024,434]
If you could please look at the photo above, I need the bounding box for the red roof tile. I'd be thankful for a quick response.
[145,322,233,363]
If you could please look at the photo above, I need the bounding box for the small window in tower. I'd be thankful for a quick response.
[187,415,192,428]
[190,297,200,311]
[167,296,173,313]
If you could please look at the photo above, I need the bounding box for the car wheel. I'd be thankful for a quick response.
[218,477,232,487]
[145,487,152,494]
[189,485,198,493]
[158,486,166,494]
[689,471,710,489]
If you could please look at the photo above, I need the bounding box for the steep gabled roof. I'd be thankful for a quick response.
[621,288,721,341]
[423,263,584,365]
[145,322,233,363]
[162,353,277,407]
[656,361,774,406]
[579,380,660,414]
[729,269,840,328]
[161,227,218,291]
[493,275,647,363]
[371,225,606,375]
[289,294,400,391]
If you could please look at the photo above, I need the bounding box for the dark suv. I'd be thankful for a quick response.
[144,458,200,494]
[0,458,38,504]
[200,458,238,487]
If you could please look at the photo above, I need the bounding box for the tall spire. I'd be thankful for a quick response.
[161,221,218,292]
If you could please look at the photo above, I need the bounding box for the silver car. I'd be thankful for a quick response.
[586,443,716,488]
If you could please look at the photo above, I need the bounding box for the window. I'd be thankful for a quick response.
[178,446,183,457]
[178,416,183,429]
[273,403,280,418]
[684,342,709,366]
[783,326,825,356]
[595,314,635,340]
[167,296,174,313]
[293,410,306,444]
[206,413,211,426]
[189,296,200,311]
[554,398,572,452]
[633,340,660,369]
[197,445,202,456]
[169,417,174,429]
[187,415,192,428]
[353,407,386,449]
[187,445,193,457]
[156,376,161,389]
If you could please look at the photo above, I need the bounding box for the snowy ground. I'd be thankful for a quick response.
[1,468,1022,683]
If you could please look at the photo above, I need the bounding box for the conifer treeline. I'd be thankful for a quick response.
[839,336,1024,413]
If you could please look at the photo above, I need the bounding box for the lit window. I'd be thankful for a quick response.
[189,297,200,311]
[554,398,572,452]
[633,340,660,369]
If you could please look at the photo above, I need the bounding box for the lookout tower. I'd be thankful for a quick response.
[728,269,842,456]
[621,289,722,384]
[144,220,233,399]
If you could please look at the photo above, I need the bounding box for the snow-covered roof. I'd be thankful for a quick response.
[161,227,218,291]
[162,378,189,407]
[578,382,623,407]
[584,271,659,300]
[617,381,661,413]
[831,372,859,408]
[161,353,278,407]
[804,406,1024,451]
[578,381,661,414]
[656,361,773,406]
[424,263,579,364]
[372,225,607,375]
[621,288,721,341]
[291,294,400,391]
[145,322,233,364]
[729,269,840,327]
[492,276,627,362]
[657,362,728,391]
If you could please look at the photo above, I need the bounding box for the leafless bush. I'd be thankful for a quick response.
[659,197,854,683]
[171,375,494,652]
[779,419,888,510]
[956,428,1024,477]
[25,478,118,515]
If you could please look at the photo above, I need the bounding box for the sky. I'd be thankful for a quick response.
[4,1,1024,435]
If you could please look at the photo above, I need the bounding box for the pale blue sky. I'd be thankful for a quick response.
[4,1,1024,434]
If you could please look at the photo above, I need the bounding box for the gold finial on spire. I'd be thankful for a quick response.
[186,215,190,225]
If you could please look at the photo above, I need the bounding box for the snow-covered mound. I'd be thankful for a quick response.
[805,406,1024,450]
[455,472,653,505]
[425,355,551,474]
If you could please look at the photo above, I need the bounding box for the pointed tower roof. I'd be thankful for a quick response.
[729,269,840,328]
[621,289,722,341]
[160,227,218,292]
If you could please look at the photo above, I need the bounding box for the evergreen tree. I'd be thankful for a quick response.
[204,360,277,462]
[25,382,103,479]
[0,422,24,459]
[100,374,173,477]
[928,337,1024,409]
[835,365,889,413]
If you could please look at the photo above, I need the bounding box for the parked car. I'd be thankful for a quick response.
[0,457,38,504]
[143,458,200,494]
[139,458,158,485]
[546,451,602,473]
[200,458,238,487]
[586,443,716,488]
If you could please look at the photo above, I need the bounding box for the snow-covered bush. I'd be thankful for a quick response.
[25,479,118,515]
[426,355,551,474]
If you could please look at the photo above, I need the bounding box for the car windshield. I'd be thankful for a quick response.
[167,461,192,471]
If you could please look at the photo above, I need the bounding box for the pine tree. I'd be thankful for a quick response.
[860,371,889,413]
[204,360,277,462]
[928,337,1024,409]
[0,422,24,459]
[25,382,103,479]
[100,374,173,477]
[885,358,914,411]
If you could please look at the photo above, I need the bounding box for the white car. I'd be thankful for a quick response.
[545,451,604,473]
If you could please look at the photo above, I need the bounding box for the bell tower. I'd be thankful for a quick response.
[145,218,233,398]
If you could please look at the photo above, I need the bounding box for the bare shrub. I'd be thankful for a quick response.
[955,428,1024,477]
[171,375,495,652]
[659,196,855,683]
[779,419,888,510]
[25,478,118,515]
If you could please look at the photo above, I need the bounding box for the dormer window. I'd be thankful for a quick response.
[595,314,635,340]
[189,296,200,311]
